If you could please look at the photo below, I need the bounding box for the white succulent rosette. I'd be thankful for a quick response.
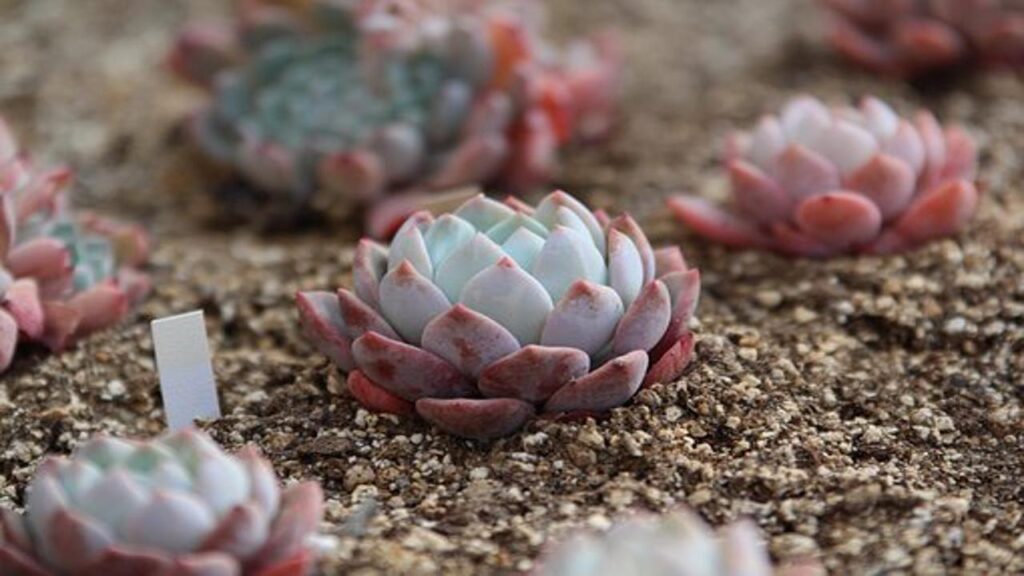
[536,509,823,576]
[298,191,701,440]
[669,95,979,257]
[0,429,324,576]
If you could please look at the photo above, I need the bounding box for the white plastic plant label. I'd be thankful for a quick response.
[151,310,221,431]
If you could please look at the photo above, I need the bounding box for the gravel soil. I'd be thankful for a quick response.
[0,0,1022,574]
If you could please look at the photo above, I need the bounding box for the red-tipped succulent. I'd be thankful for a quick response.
[669,95,979,257]
[821,0,1024,77]
[170,0,621,227]
[0,429,324,576]
[297,191,701,440]
[0,118,150,373]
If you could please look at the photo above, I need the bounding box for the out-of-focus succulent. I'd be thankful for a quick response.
[0,429,324,576]
[170,0,621,229]
[297,190,701,440]
[0,118,150,373]
[821,0,1024,77]
[669,95,979,257]
[535,509,823,576]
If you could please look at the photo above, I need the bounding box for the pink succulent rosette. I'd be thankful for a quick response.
[669,95,979,257]
[297,191,701,440]
[0,429,324,576]
[169,0,621,230]
[821,0,1024,77]
[0,118,150,373]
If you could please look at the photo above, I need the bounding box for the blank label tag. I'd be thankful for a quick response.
[151,310,221,431]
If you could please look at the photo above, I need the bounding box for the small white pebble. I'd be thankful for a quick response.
[944,317,967,334]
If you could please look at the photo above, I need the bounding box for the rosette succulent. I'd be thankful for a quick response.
[536,509,822,576]
[669,95,979,257]
[0,118,150,373]
[297,191,701,440]
[0,429,324,576]
[821,0,1024,77]
[170,0,620,226]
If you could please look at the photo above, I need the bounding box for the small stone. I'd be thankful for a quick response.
[105,380,126,398]
[577,428,606,449]
[586,514,612,530]
[523,432,549,449]
[327,370,346,395]
[738,347,758,361]
[793,307,817,323]
[664,406,683,422]
[344,464,376,490]
[568,444,597,467]
[943,317,967,334]
[689,488,712,505]
[755,290,783,308]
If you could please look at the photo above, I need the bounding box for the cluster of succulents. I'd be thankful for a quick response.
[669,95,979,257]
[2,1,1012,572]
[821,0,1024,77]
[0,429,324,576]
[0,118,150,373]
[170,0,620,225]
[535,508,822,576]
[297,190,701,440]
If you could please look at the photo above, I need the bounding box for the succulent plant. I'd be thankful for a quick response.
[170,0,621,227]
[0,118,150,373]
[668,95,979,257]
[821,0,1024,77]
[535,509,823,576]
[297,190,701,440]
[0,429,324,576]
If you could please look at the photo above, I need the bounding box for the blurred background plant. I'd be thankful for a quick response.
[0,118,149,373]
[820,0,1024,78]
[170,0,621,234]
[535,508,823,576]
[669,95,979,257]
